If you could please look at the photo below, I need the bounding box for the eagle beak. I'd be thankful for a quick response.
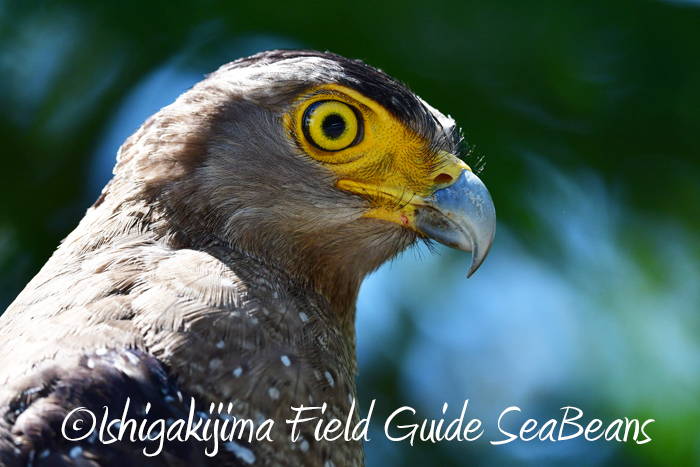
[415,169,496,277]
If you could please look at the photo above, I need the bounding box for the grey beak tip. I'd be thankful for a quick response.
[416,169,496,278]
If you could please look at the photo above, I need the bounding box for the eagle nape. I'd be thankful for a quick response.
[0,50,496,466]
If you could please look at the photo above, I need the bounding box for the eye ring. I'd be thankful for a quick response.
[302,100,364,151]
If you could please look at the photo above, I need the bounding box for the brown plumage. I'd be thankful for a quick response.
[0,50,495,466]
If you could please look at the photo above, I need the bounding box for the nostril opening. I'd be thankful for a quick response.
[433,173,454,184]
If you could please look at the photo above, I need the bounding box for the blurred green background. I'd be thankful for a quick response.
[1,0,699,465]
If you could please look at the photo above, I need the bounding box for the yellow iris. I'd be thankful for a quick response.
[303,100,360,151]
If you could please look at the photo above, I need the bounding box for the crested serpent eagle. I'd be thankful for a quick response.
[0,50,496,466]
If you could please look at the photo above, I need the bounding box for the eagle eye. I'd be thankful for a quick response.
[302,100,363,151]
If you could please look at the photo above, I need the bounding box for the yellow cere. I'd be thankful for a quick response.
[285,84,471,229]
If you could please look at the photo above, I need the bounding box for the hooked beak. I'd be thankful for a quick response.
[337,157,496,277]
[415,170,496,277]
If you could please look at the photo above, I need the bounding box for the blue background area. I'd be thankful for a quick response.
[1,1,699,465]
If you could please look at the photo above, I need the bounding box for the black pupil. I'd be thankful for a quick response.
[322,114,346,139]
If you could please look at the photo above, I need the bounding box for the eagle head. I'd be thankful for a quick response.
[103,50,496,323]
